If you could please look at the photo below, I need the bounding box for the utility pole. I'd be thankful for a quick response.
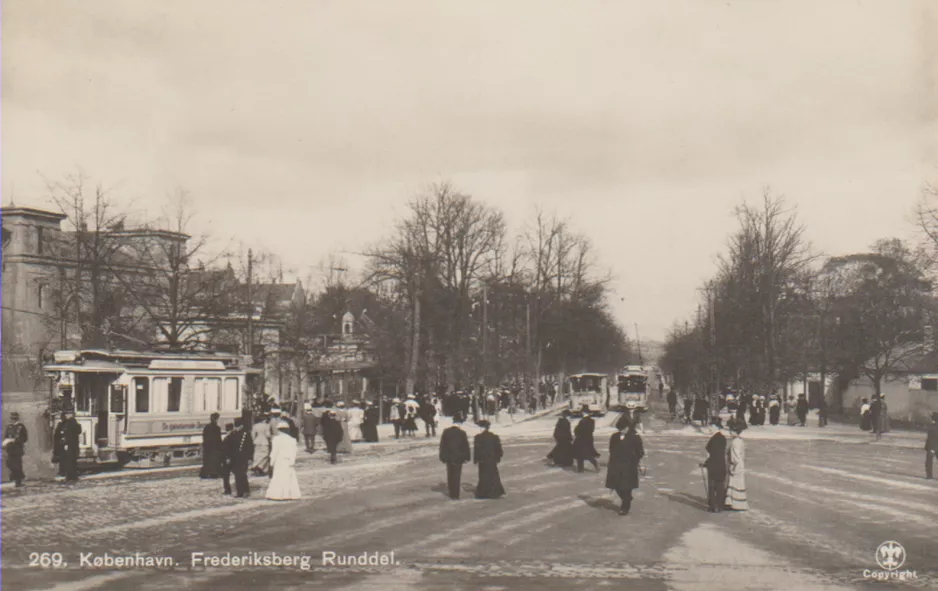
[635,323,644,366]
[246,249,254,357]
[482,285,488,388]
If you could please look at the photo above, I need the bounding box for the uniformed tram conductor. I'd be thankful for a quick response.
[439,411,471,499]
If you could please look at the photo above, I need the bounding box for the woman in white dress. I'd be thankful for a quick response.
[266,422,301,501]
[347,400,364,442]
[724,418,749,511]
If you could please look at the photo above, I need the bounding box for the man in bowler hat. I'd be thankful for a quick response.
[439,411,471,499]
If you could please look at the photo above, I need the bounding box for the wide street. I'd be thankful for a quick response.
[2,404,935,591]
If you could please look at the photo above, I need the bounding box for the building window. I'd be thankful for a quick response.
[38,285,45,309]
[37,226,44,255]
[134,377,150,413]
[922,378,938,392]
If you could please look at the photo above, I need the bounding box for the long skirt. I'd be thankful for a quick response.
[252,443,270,473]
[475,462,505,499]
[200,448,223,478]
[362,422,379,442]
[547,440,574,467]
[724,470,749,510]
[768,407,780,425]
[337,426,353,454]
[265,464,301,500]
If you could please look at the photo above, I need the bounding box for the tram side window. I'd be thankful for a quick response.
[168,378,183,412]
[134,378,150,413]
[195,378,221,412]
[224,378,239,411]
[152,378,168,413]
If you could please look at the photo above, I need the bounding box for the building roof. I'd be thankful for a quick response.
[1,207,67,222]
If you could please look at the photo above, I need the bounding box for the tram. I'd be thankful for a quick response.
[615,366,648,411]
[567,373,609,417]
[43,349,262,469]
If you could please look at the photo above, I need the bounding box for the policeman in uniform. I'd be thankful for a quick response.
[3,412,29,487]
[222,418,255,497]
[53,407,82,483]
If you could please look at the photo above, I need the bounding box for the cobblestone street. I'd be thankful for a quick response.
[4,408,936,590]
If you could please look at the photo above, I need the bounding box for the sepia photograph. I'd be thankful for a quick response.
[1,1,936,589]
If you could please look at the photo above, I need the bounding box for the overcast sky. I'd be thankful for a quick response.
[3,1,937,341]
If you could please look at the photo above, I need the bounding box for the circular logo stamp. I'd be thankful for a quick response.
[875,541,906,571]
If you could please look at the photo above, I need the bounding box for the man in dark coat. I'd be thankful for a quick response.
[736,393,749,422]
[547,410,574,467]
[302,405,319,453]
[572,409,600,473]
[200,413,223,478]
[52,408,82,483]
[439,411,471,499]
[605,415,644,516]
[666,389,678,421]
[926,412,938,480]
[702,418,728,512]
[420,398,438,438]
[817,397,828,427]
[362,401,380,442]
[474,420,505,499]
[222,418,255,497]
[321,409,343,465]
[4,411,29,487]
[683,396,693,424]
[795,394,809,427]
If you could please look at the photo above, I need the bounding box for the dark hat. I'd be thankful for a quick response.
[210,412,220,420]
[9,412,19,420]
[615,415,632,431]
[727,417,747,433]
[561,409,571,417]
[477,419,491,429]
[234,417,243,427]
[712,417,724,429]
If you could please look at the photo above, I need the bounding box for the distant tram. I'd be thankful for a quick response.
[567,373,609,416]
[43,349,262,469]
[615,366,649,411]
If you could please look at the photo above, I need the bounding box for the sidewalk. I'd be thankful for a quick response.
[649,409,927,449]
[1,404,566,490]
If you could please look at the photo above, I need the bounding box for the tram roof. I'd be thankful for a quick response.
[568,372,607,378]
[46,349,255,370]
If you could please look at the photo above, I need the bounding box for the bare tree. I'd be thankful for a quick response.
[42,172,136,348]
[108,189,230,350]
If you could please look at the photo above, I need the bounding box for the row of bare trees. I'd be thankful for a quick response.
[660,186,938,411]
[365,182,633,395]
[25,174,633,397]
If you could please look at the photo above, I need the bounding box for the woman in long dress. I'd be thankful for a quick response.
[547,411,574,467]
[724,418,749,511]
[474,420,505,499]
[335,402,353,454]
[266,422,301,500]
[347,401,364,442]
[605,415,644,516]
